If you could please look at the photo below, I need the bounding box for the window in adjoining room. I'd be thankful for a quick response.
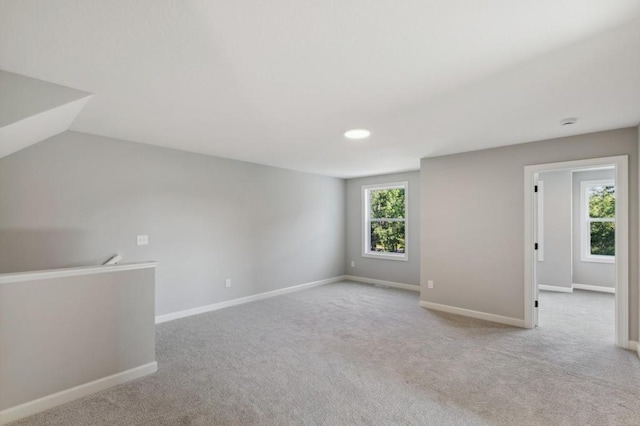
[581,179,615,263]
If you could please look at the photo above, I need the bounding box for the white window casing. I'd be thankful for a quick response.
[362,181,408,261]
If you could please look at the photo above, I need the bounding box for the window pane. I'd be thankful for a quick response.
[588,185,615,218]
[370,188,405,219]
[590,221,615,256]
[370,221,405,254]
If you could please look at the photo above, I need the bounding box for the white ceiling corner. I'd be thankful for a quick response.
[0,96,92,158]
[0,70,93,158]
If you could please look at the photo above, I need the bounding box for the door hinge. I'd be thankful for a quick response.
[534,243,538,250]
[535,300,538,308]
[534,185,538,193]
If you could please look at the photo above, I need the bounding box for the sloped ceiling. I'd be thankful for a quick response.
[0,1,639,177]
[0,71,92,158]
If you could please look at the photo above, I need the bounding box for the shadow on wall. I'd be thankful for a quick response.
[0,228,98,273]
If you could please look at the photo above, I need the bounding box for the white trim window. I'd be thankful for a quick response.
[362,182,408,261]
[580,179,615,263]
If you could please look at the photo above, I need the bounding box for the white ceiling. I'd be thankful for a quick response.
[1,0,639,178]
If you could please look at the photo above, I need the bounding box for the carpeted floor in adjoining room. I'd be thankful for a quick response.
[11,281,640,425]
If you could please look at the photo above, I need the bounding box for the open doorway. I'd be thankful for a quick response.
[535,166,615,344]
[524,156,629,348]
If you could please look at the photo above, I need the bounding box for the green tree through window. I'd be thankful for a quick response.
[587,184,615,256]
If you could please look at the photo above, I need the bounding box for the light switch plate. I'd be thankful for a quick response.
[137,235,149,246]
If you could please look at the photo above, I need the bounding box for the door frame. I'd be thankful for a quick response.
[523,155,629,348]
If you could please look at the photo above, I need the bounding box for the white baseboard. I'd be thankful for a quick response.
[572,283,615,294]
[155,276,344,324]
[419,300,526,328]
[156,275,418,324]
[344,275,420,292]
[538,284,573,293]
[0,361,157,425]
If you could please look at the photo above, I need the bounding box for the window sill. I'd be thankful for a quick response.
[581,255,615,264]
[362,252,408,262]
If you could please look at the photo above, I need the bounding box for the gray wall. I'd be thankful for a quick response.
[572,169,616,288]
[0,131,346,316]
[0,267,156,410]
[536,170,572,289]
[420,128,638,339]
[345,171,420,286]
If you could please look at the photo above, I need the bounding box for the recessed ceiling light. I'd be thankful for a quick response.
[560,117,578,126]
[344,129,371,140]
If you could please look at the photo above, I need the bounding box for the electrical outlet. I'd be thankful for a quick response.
[225,278,231,288]
[427,280,434,289]
[137,235,149,246]
[350,260,355,267]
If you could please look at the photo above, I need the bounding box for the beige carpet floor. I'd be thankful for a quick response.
[10,282,640,425]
